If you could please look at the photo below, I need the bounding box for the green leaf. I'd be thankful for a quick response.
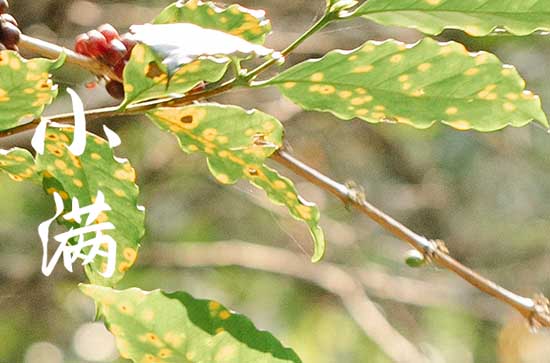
[147,104,326,261]
[36,126,145,286]
[0,148,41,184]
[154,0,272,44]
[353,0,550,36]
[269,38,548,132]
[121,22,274,107]
[122,43,230,106]
[80,285,302,363]
[0,51,64,131]
[130,23,272,73]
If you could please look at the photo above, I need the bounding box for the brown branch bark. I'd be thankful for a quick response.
[271,150,550,329]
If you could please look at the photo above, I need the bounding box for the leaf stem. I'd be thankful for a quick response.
[243,12,335,81]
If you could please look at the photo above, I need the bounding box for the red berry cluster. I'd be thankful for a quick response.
[0,0,20,51]
[74,24,136,99]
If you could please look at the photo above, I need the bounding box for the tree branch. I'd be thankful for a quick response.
[147,241,431,363]
[271,149,550,329]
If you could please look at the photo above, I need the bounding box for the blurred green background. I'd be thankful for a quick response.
[2,0,550,362]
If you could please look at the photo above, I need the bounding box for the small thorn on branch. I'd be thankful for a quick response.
[424,239,449,264]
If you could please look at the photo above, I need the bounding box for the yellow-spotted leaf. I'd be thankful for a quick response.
[122,43,230,106]
[130,23,272,73]
[147,104,326,261]
[269,38,548,132]
[36,126,145,286]
[0,148,41,184]
[0,51,64,131]
[80,285,302,363]
[154,0,272,44]
[353,0,550,36]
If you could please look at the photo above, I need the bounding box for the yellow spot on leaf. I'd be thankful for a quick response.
[310,72,324,82]
[417,63,432,72]
[54,160,67,170]
[219,310,231,320]
[118,303,134,315]
[114,169,136,182]
[339,90,352,99]
[123,248,137,263]
[319,85,336,95]
[475,53,490,65]
[217,135,229,144]
[9,57,21,70]
[110,324,124,336]
[132,44,146,64]
[73,179,83,188]
[446,107,458,115]
[216,174,230,184]
[158,348,172,358]
[118,262,131,273]
[202,128,218,141]
[447,120,471,130]
[273,180,287,189]
[353,65,373,73]
[503,102,516,112]
[501,68,514,77]
[411,89,425,97]
[296,205,312,219]
[209,301,221,311]
[464,68,479,76]
[465,26,482,36]
[283,82,296,89]
[390,54,403,63]
[362,44,375,52]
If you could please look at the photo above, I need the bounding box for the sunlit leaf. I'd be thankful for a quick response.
[0,51,64,131]
[36,126,145,286]
[80,285,302,363]
[353,0,550,36]
[122,43,229,106]
[130,23,273,73]
[147,103,326,261]
[154,0,272,44]
[269,38,548,132]
[0,148,41,184]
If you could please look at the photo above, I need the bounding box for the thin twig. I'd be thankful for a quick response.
[271,149,550,329]
[147,241,431,363]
